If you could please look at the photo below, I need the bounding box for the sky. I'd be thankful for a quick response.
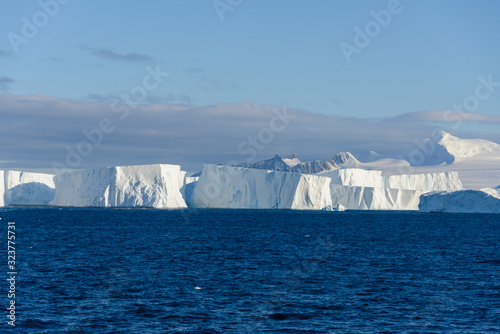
[0,0,499,171]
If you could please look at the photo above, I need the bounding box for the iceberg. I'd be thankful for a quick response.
[384,172,463,192]
[318,169,462,211]
[322,204,347,212]
[190,165,332,210]
[419,189,500,213]
[0,170,3,207]
[51,164,187,208]
[181,175,199,207]
[330,184,421,210]
[1,170,55,206]
[319,169,385,188]
[190,165,435,211]
[318,168,463,192]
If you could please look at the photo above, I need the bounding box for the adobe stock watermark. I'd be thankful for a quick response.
[51,65,169,174]
[340,0,410,64]
[398,74,499,173]
[7,0,71,54]
[234,234,339,328]
[213,0,243,21]
[187,107,295,212]
[230,107,296,166]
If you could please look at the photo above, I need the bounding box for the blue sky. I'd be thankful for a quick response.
[1,0,499,170]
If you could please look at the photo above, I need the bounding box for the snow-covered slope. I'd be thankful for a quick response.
[190,165,332,210]
[51,164,187,208]
[237,155,290,171]
[331,152,359,168]
[407,130,500,168]
[237,152,359,174]
[423,131,500,164]
[283,154,302,168]
[1,171,55,206]
[419,189,500,213]
[317,168,463,192]
[356,132,500,190]
[290,152,359,173]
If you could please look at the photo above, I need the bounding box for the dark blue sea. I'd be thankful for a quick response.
[1,208,499,333]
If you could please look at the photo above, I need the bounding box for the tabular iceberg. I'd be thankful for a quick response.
[0,170,56,206]
[419,189,500,213]
[190,165,332,210]
[314,168,462,211]
[189,165,443,211]
[51,164,187,208]
[318,168,463,192]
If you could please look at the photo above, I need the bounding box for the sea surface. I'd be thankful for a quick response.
[1,208,499,333]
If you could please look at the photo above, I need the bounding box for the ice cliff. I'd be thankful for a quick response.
[4,161,494,212]
[190,165,463,211]
[190,165,332,210]
[51,164,187,208]
[419,189,500,213]
[318,169,463,192]
[330,185,421,210]
[0,170,55,206]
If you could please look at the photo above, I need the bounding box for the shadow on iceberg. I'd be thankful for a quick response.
[4,182,56,206]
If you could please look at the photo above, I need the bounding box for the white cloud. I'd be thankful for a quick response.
[388,110,500,124]
[0,94,498,171]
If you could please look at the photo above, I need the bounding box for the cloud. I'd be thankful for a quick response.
[0,76,14,91]
[82,46,153,62]
[85,93,195,105]
[0,93,498,171]
[387,110,500,124]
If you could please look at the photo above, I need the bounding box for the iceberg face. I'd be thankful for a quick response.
[190,165,332,210]
[6,183,55,206]
[330,184,421,211]
[190,165,462,211]
[51,164,187,208]
[318,169,461,211]
[320,169,385,188]
[0,170,4,207]
[384,172,463,192]
[419,189,500,213]
[318,168,463,192]
[1,171,56,206]
[181,176,199,207]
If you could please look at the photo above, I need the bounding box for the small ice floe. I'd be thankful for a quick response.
[304,235,310,238]
[194,286,202,290]
[322,204,346,212]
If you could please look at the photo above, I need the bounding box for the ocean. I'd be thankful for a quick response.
[1,208,499,333]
